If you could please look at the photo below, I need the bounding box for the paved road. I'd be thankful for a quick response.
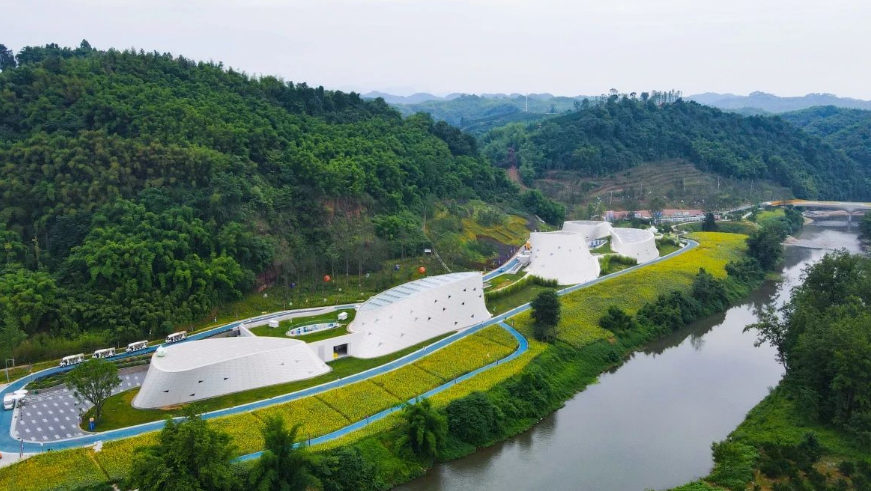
[0,241,697,454]
[13,369,146,444]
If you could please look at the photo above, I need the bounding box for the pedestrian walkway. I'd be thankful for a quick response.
[13,370,145,443]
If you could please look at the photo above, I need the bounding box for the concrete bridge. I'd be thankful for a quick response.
[769,199,871,222]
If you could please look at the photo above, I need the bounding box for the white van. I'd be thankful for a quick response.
[59,353,85,367]
[165,331,187,343]
[2,394,14,410]
[126,340,149,353]
[93,347,116,359]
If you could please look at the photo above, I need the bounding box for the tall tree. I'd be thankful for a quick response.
[648,196,666,224]
[127,411,238,491]
[248,416,320,491]
[0,44,15,71]
[531,289,561,342]
[702,212,718,231]
[398,398,447,460]
[65,358,120,423]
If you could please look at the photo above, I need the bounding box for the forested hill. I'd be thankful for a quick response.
[688,91,871,113]
[780,106,871,168]
[0,43,522,348]
[480,97,869,200]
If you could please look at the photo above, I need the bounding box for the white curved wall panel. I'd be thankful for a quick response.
[350,273,490,358]
[610,228,658,264]
[133,337,329,408]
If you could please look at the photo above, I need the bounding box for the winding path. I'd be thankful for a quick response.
[0,240,697,455]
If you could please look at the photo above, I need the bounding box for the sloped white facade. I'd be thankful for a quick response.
[562,220,613,242]
[528,231,600,285]
[610,227,658,264]
[132,337,329,408]
[350,273,490,358]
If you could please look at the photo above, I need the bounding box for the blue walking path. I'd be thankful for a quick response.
[0,240,697,454]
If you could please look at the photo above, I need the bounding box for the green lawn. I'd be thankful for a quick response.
[248,309,356,339]
[82,333,454,432]
[484,272,525,291]
[590,240,613,254]
[657,242,681,256]
[599,258,635,276]
[485,283,558,315]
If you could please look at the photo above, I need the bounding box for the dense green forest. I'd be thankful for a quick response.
[0,42,561,359]
[780,106,871,169]
[479,96,870,200]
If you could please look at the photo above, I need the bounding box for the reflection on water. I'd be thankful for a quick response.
[396,221,860,491]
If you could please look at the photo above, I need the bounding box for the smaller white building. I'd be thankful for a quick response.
[528,231,600,285]
[610,227,658,264]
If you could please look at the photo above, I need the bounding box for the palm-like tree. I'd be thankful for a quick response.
[250,416,320,491]
[399,398,447,460]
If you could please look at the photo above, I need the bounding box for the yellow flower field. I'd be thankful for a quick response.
[428,340,547,407]
[371,365,444,401]
[0,448,106,491]
[95,432,158,480]
[208,413,265,456]
[253,395,350,442]
[415,329,517,380]
[316,381,402,422]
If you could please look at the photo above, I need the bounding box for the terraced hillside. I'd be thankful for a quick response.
[535,160,792,216]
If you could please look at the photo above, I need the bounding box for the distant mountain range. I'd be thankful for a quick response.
[363,90,871,115]
[686,91,871,113]
[362,91,578,105]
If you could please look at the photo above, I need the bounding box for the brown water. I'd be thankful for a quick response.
[396,222,860,491]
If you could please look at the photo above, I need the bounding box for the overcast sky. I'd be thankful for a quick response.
[3,0,870,98]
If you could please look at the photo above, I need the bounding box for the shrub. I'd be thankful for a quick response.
[445,392,505,446]
[838,460,856,477]
[530,290,560,342]
[598,306,636,332]
[708,440,758,491]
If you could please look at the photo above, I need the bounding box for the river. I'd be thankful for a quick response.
[396,221,861,491]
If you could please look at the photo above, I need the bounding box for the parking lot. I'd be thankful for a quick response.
[13,368,146,444]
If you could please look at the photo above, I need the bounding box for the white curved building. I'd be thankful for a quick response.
[562,220,612,242]
[610,227,658,264]
[528,231,600,285]
[350,272,490,358]
[132,337,329,408]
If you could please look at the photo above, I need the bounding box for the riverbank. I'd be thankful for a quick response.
[672,223,871,491]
